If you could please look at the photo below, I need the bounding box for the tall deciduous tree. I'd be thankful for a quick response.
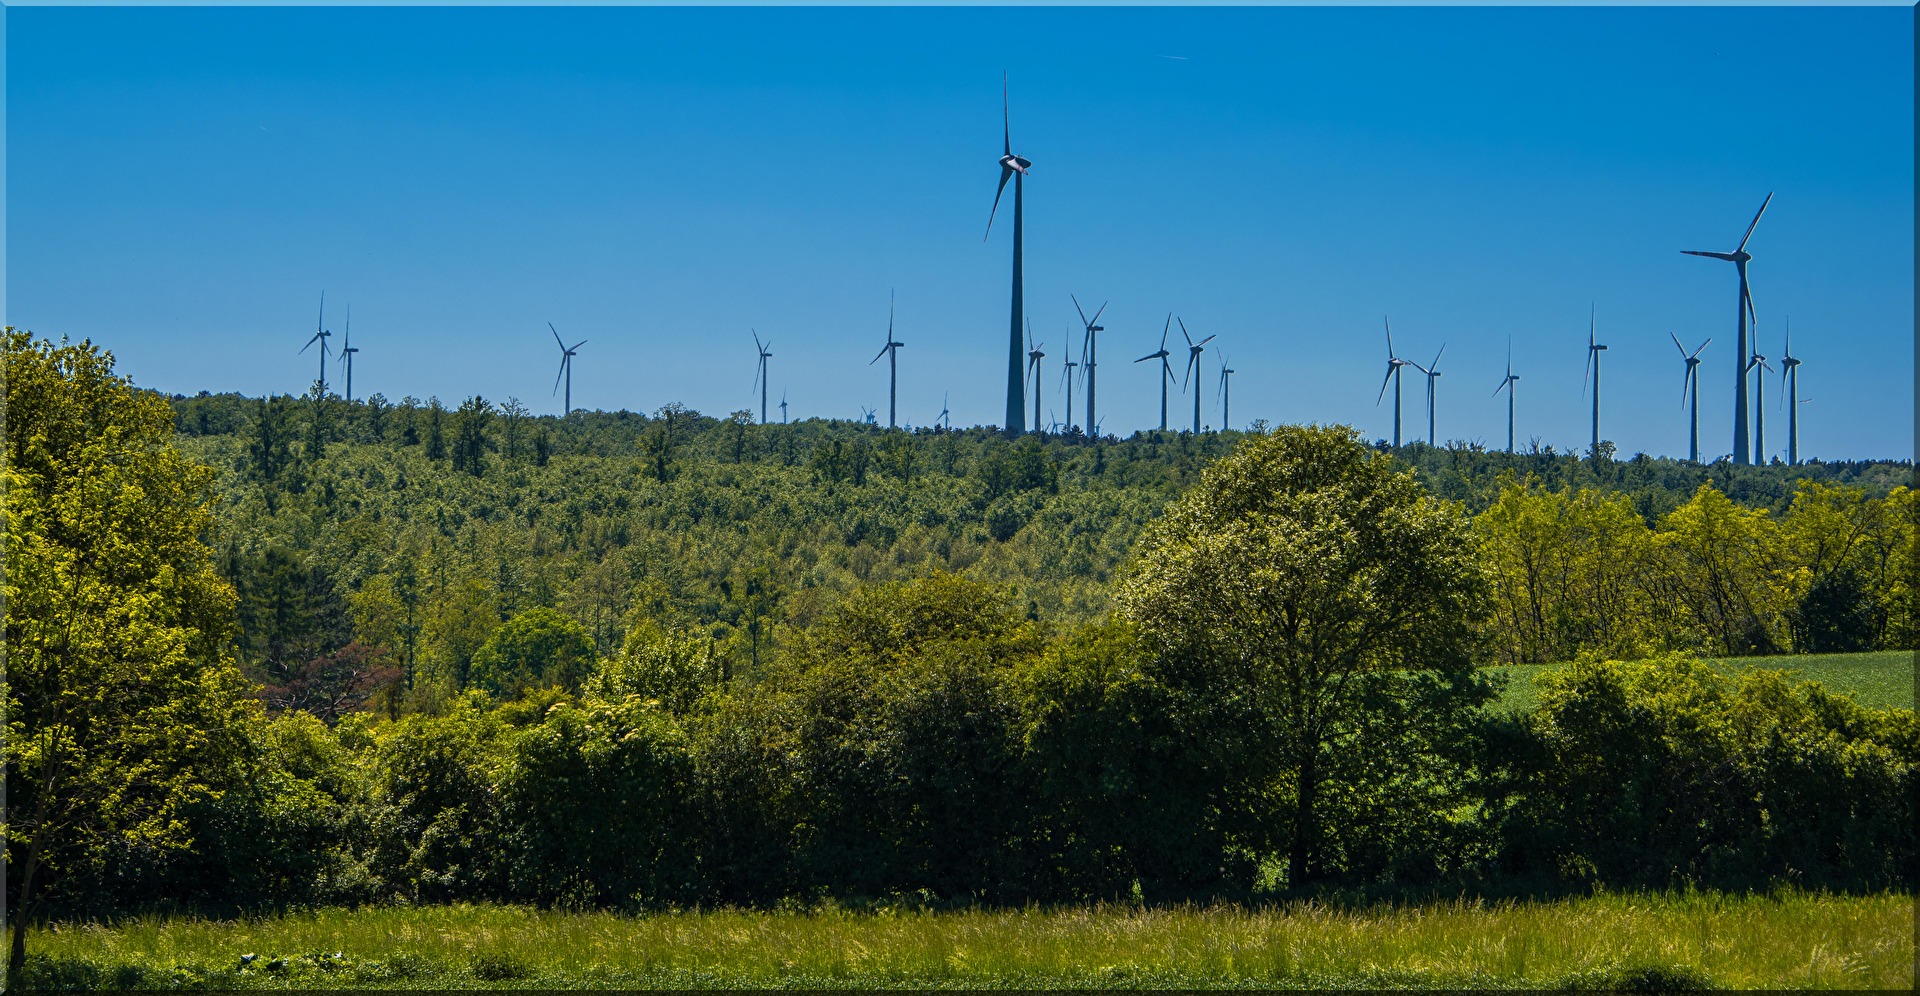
[3,330,255,972]
[1120,424,1490,885]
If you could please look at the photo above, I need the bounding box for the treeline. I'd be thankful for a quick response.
[166,389,1913,720]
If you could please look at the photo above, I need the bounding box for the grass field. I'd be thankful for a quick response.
[1487,650,1915,715]
[17,891,1913,990]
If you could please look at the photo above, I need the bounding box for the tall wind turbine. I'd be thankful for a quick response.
[1179,319,1216,434]
[1583,306,1607,455]
[1671,332,1711,462]
[550,323,587,416]
[1025,321,1045,434]
[1061,348,1079,434]
[337,305,360,402]
[300,292,332,392]
[1683,192,1772,465]
[1413,343,1445,446]
[1780,320,1801,465]
[1375,317,1413,447]
[779,390,789,424]
[1073,295,1106,437]
[870,292,905,428]
[1747,344,1773,463]
[1493,339,1520,454]
[752,330,774,424]
[1217,355,1236,431]
[986,72,1033,434]
[935,392,951,431]
[1136,314,1176,431]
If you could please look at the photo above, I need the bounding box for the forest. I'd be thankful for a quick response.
[5,331,1915,974]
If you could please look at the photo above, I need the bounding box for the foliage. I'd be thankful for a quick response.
[467,606,592,698]
[2,330,258,969]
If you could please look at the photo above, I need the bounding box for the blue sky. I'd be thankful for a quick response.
[8,5,1913,459]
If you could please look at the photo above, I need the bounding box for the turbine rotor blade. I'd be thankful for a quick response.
[1072,294,1090,328]
[1196,333,1217,348]
[1178,317,1192,349]
[551,323,566,350]
[1691,338,1711,359]
[1002,71,1012,157]
[1682,250,1739,261]
[985,168,1012,240]
[1671,331,1687,357]
[1160,313,1172,351]
[1737,191,1774,253]
[1377,364,1395,405]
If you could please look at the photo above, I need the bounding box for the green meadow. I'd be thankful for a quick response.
[1488,650,1915,715]
[19,891,1914,990]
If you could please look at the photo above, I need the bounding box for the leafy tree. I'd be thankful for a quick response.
[452,395,492,476]
[3,330,256,971]
[468,606,595,697]
[1120,424,1491,886]
[247,395,295,482]
[424,398,447,460]
[1659,484,1802,655]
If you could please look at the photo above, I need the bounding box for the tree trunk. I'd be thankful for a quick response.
[1289,753,1316,886]
[8,834,43,976]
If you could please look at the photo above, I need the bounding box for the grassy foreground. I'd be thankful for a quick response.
[1488,649,1916,715]
[17,892,1913,990]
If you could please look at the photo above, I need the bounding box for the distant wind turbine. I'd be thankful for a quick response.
[1748,343,1774,463]
[1026,321,1046,434]
[549,323,587,416]
[1412,343,1445,446]
[1493,339,1520,454]
[1135,314,1176,431]
[1671,332,1711,462]
[779,390,789,424]
[337,305,359,402]
[1683,191,1772,465]
[1072,295,1106,437]
[1179,319,1216,434]
[935,392,951,431]
[752,330,774,424]
[869,292,905,429]
[1582,306,1607,455]
[1375,317,1414,447]
[299,291,332,392]
[1217,354,1236,431]
[986,72,1034,434]
[1061,343,1079,434]
[1780,320,1802,465]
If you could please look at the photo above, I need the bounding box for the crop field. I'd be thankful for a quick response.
[1487,650,1916,715]
[17,891,1913,990]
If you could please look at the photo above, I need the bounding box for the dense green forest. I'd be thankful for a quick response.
[5,333,1915,972]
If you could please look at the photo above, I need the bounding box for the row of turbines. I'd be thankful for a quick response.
[292,78,1807,464]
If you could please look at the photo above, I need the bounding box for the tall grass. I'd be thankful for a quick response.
[23,891,1913,989]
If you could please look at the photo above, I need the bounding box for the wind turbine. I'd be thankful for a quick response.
[752,330,774,424]
[935,392,951,431]
[986,72,1034,434]
[1780,320,1801,465]
[1583,306,1607,455]
[1671,332,1711,462]
[1375,317,1413,447]
[1073,295,1106,437]
[1179,319,1216,434]
[299,292,332,392]
[1135,315,1176,431]
[779,390,789,424]
[1025,321,1045,434]
[337,305,359,403]
[1413,343,1445,446]
[1061,347,1079,434]
[1683,191,1772,465]
[1217,355,1236,431]
[1493,339,1520,454]
[870,292,905,428]
[1747,343,1774,463]
[550,323,587,416]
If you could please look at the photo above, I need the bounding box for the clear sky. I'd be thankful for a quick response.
[8,4,1914,460]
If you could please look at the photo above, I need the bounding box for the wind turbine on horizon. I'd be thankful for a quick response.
[1493,339,1520,454]
[1683,192,1772,465]
[870,292,905,429]
[935,392,951,431]
[986,72,1034,434]
[779,390,789,424]
[1135,315,1176,432]
[337,306,359,402]
[549,323,587,416]
[1780,321,1802,465]
[1413,343,1445,446]
[1179,319,1216,435]
[1375,317,1414,447]
[752,330,775,424]
[1748,342,1774,463]
[1026,321,1046,434]
[299,292,332,393]
[1072,295,1106,437]
[1671,332,1711,463]
[1583,306,1608,456]
[1061,342,1079,434]
[1217,354,1236,431]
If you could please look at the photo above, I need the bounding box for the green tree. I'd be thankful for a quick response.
[3,330,257,971]
[452,395,492,477]
[1659,484,1802,655]
[1120,424,1491,885]
[469,606,596,697]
